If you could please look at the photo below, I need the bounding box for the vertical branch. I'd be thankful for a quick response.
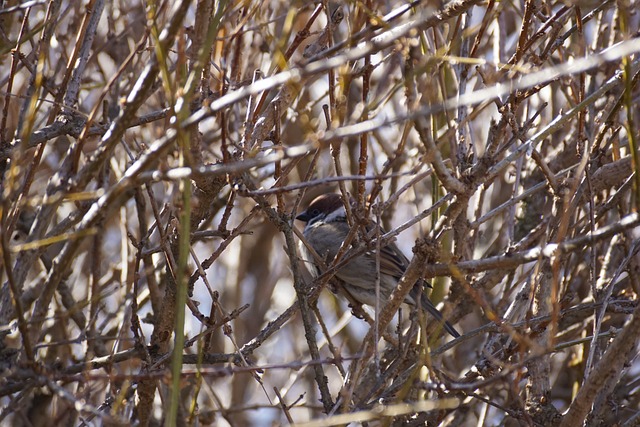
[279,214,334,413]
[358,54,371,210]
[455,7,473,172]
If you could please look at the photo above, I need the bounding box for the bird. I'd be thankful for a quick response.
[296,193,460,338]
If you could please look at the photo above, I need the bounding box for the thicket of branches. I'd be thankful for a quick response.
[1,0,639,425]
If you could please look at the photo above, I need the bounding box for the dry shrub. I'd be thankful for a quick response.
[1,0,639,426]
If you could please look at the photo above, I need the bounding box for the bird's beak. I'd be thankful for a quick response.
[296,211,310,222]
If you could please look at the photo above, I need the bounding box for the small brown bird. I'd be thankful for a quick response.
[296,193,460,338]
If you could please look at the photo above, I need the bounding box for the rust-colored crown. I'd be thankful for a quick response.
[296,193,344,222]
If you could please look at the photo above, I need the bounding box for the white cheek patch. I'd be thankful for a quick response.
[323,206,347,224]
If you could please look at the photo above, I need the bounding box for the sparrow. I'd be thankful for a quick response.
[296,193,460,338]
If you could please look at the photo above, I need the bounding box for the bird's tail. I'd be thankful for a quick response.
[413,288,460,338]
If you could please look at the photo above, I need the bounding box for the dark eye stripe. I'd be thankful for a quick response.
[307,213,327,227]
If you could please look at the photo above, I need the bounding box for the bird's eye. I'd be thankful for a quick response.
[311,209,321,217]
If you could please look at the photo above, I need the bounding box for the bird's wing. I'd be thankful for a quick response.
[360,222,410,280]
[376,241,410,280]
